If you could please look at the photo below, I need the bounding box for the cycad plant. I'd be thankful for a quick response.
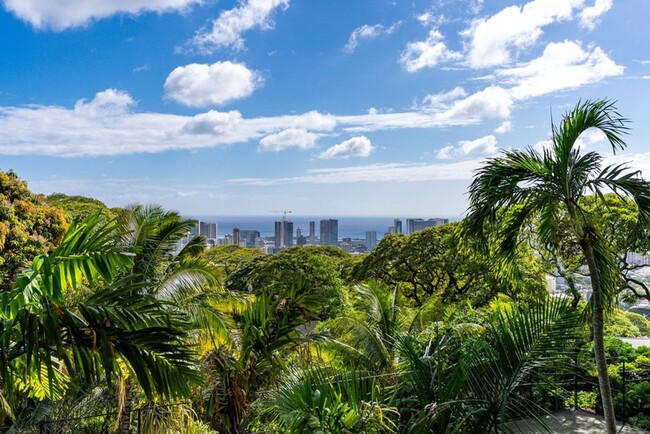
[325,281,401,372]
[256,368,397,434]
[464,99,650,433]
[398,299,582,433]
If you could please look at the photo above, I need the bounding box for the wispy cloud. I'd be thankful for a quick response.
[399,30,461,72]
[437,135,498,159]
[188,0,289,53]
[494,120,512,134]
[227,160,483,186]
[258,128,318,152]
[344,22,400,53]
[461,0,582,68]
[579,0,612,30]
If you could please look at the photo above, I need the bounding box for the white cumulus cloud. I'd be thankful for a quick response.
[399,30,461,72]
[164,61,262,107]
[319,136,374,159]
[436,86,513,124]
[2,0,201,30]
[462,0,583,68]
[497,40,624,100]
[189,0,289,53]
[258,128,318,152]
[437,135,498,159]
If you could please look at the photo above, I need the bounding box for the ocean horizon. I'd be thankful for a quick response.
[187,215,461,239]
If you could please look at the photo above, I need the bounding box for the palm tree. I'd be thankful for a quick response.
[113,205,227,433]
[464,99,650,433]
[0,214,201,417]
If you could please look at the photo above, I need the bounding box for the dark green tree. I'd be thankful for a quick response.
[354,223,545,306]
[227,246,351,318]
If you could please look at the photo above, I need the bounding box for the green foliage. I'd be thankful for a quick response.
[202,245,265,281]
[0,170,68,291]
[201,280,327,433]
[0,214,202,409]
[227,245,351,318]
[353,223,545,307]
[323,281,401,371]
[257,369,397,434]
[565,391,597,410]
[463,99,650,433]
[45,193,118,222]
[398,298,583,433]
[605,309,650,337]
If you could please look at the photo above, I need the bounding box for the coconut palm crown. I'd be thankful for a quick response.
[464,99,650,434]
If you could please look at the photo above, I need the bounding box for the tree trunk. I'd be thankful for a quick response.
[118,380,133,434]
[580,238,617,434]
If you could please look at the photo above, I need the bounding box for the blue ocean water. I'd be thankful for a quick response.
[189,216,414,239]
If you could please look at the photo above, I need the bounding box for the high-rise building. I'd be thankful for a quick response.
[240,230,261,248]
[233,227,240,246]
[275,220,294,249]
[199,221,217,239]
[309,221,316,244]
[394,219,403,234]
[405,218,449,234]
[320,219,338,246]
[365,230,377,251]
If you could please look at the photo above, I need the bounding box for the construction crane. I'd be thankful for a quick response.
[269,209,292,221]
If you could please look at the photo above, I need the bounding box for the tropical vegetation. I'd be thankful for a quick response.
[2,99,650,433]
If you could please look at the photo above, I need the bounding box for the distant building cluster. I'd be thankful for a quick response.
[177,216,451,254]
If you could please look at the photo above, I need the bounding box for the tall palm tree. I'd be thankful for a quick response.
[464,99,650,433]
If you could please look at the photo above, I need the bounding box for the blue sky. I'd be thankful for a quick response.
[1,0,649,217]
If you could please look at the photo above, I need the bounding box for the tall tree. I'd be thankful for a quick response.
[464,99,650,433]
[0,170,67,291]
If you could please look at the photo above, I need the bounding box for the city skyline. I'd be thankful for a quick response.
[1,1,649,216]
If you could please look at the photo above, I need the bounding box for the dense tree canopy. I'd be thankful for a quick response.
[203,244,266,282]
[227,245,353,318]
[45,193,119,221]
[0,170,67,291]
[353,223,546,306]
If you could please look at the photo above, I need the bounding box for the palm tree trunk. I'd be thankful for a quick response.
[580,239,617,434]
[118,380,133,434]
